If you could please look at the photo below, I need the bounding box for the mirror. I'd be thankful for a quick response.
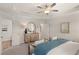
[27,22,36,33]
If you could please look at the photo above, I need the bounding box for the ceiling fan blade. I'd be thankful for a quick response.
[45,4,48,8]
[52,10,58,12]
[37,11,43,13]
[51,3,56,7]
[37,6,43,9]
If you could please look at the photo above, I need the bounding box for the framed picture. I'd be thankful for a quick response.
[60,22,70,33]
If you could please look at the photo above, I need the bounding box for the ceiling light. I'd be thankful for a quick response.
[44,10,50,14]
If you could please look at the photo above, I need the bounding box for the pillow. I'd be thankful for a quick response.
[33,39,44,46]
[52,36,58,40]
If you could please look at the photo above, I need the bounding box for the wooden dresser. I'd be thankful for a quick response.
[24,33,39,43]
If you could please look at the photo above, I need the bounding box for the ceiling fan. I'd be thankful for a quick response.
[37,3,58,15]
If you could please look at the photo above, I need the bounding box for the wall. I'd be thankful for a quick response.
[49,11,79,42]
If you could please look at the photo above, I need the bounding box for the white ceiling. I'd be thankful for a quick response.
[0,3,79,25]
[0,3,79,16]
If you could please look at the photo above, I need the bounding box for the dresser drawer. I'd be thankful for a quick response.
[24,33,39,43]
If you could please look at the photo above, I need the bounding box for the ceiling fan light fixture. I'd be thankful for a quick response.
[44,10,50,14]
[37,3,58,15]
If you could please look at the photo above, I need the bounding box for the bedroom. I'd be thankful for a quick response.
[0,3,79,55]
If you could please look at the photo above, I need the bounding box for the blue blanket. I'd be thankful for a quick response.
[33,39,68,55]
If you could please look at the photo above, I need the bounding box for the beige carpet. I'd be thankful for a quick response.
[2,44,28,55]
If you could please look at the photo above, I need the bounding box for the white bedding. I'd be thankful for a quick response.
[33,39,44,46]
[47,41,79,55]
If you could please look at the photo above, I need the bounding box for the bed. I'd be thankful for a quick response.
[32,38,79,55]
[47,41,79,55]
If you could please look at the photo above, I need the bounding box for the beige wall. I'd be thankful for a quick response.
[49,11,79,42]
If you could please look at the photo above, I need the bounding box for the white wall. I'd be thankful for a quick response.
[49,11,79,42]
